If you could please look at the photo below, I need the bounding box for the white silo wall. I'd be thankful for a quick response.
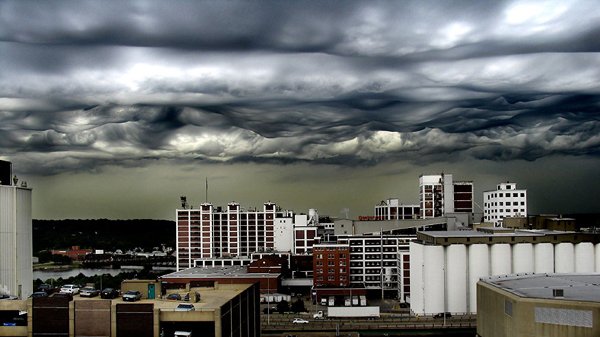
[596,243,600,273]
[468,244,489,313]
[512,243,534,274]
[555,243,575,273]
[423,245,445,314]
[409,242,424,315]
[534,243,554,273]
[446,244,467,313]
[490,244,511,276]
[575,242,595,273]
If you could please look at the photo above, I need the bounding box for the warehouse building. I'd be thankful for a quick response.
[477,273,600,337]
[0,281,260,337]
[409,229,600,315]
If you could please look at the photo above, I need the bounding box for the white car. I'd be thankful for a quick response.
[60,284,80,294]
[292,318,309,324]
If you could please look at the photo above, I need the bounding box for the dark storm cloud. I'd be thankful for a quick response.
[1,0,600,175]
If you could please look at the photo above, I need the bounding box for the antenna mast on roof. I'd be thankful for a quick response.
[205,177,208,203]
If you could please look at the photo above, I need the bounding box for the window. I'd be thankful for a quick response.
[513,193,518,197]
[499,193,503,197]
[520,193,525,197]
[328,253,335,259]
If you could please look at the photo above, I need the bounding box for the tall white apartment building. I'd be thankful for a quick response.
[419,174,473,219]
[176,201,294,271]
[483,182,527,227]
[0,160,33,299]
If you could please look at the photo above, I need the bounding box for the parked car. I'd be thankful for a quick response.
[101,288,119,299]
[434,312,452,319]
[292,318,309,324]
[122,290,142,302]
[175,303,195,311]
[0,294,18,300]
[51,292,73,301]
[30,291,49,298]
[80,287,100,297]
[60,284,80,294]
[166,293,182,301]
[37,283,58,294]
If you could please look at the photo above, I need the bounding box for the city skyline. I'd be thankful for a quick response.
[1,0,599,219]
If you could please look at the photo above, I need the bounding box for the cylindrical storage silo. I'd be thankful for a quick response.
[468,244,489,313]
[575,242,594,273]
[409,242,424,315]
[446,244,467,313]
[423,245,445,315]
[490,244,511,276]
[596,243,600,273]
[555,243,574,273]
[534,243,554,273]
[512,243,534,274]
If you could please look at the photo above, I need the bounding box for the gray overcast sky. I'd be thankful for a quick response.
[1,0,599,220]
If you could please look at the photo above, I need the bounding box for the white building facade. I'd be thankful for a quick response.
[374,199,420,220]
[483,182,527,227]
[0,177,33,298]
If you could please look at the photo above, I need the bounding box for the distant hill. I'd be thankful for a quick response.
[33,219,175,253]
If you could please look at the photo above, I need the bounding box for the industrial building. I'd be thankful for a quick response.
[483,182,527,227]
[419,174,474,219]
[313,244,350,288]
[373,198,420,220]
[477,273,600,337]
[312,234,415,301]
[0,281,260,337]
[161,265,281,295]
[409,229,600,316]
[0,160,32,299]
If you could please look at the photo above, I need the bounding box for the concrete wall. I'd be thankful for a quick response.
[75,300,111,337]
[0,300,28,337]
[477,281,600,337]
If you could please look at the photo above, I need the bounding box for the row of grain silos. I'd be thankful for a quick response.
[409,241,600,315]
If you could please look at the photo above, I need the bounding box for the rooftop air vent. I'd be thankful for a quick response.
[552,289,564,298]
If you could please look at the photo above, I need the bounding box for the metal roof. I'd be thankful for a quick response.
[482,273,600,303]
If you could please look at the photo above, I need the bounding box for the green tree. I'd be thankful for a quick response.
[277,300,289,314]
[291,298,306,313]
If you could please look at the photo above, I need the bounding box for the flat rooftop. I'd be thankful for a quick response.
[422,229,577,238]
[161,265,280,279]
[482,273,600,303]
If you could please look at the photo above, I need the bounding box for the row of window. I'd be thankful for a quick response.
[485,201,525,207]
[485,209,526,215]
[487,192,525,199]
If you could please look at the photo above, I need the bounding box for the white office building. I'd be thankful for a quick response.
[483,182,527,227]
[0,161,33,299]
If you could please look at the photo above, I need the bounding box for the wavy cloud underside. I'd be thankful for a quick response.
[1,0,600,175]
